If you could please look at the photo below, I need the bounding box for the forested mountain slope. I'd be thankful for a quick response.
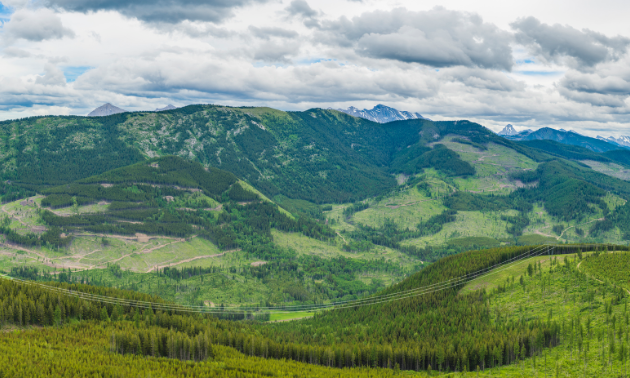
[0,105,544,204]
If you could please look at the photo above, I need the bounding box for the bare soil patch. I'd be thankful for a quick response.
[135,233,149,243]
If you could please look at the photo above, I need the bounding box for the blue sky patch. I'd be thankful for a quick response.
[516,70,563,76]
[0,2,11,26]
[0,2,11,15]
[63,66,93,82]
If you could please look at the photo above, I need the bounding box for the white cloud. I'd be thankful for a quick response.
[3,8,75,42]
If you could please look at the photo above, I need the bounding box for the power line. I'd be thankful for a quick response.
[0,244,558,314]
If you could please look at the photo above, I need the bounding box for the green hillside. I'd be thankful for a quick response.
[3,243,630,377]
[2,156,416,306]
[1,105,630,311]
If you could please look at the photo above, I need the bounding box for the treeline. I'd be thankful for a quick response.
[41,184,179,207]
[41,209,193,238]
[348,210,457,258]
[342,202,369,217]
[0,324,400,377]
[112,327,214,362]
[0,216,71,248]
[80,156,238,200]
[41,156,238,206]
[227,182,259,201]
[0,182,36,204]
[590,200,630,239]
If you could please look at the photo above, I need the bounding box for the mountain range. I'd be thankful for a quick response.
[88,103,627,155]
[598,135,630,148]
[335,104,430,123]
[498,124,629,153]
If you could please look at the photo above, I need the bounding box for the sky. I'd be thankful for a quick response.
[0,0,630,137]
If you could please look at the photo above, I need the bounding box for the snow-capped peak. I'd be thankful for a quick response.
[498,124,518,136]
[336,104,430,123]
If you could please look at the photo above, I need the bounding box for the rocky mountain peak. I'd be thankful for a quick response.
[87,103,127,117]
[498,124,518,136]
[336,104,429,123]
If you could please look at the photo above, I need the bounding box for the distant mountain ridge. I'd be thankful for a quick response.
[87,103,127,117]
[336,104,430,123]
[598,135,630,148]
[155,105,177,111]
[500,127,628,153]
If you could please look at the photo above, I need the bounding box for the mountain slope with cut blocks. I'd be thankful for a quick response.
[3,104,630,306]
[35,156,333,248]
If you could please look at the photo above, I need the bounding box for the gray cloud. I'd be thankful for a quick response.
[249,26,298,40]
[558,70,630,107]
[45,0,267,24]
[4,8,74,42]
[70,56,438,103]
[318,7,513,70]
[558,86,626,107]
[2,47,32,58]
[285,0,318,19]
[444,68,525,91]
[561,72,630,95]
[512,17,630,69]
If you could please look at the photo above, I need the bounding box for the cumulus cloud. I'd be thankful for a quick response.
[443,68,525,92]
[317,7,513,70]
[285,0,318,19]
[3,8,75,42]
[561,72,630,96]
[45,0,268,24]
[248,26,298,40]
[512,17,630,69]
[557,63,630,107]
[35,63,67,86]
[70,55,438,103]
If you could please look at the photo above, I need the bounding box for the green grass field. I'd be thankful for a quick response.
[268,311,315,322]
